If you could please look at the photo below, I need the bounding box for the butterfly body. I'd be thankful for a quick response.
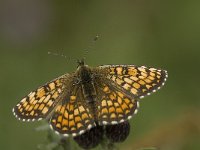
[13,61,168,137]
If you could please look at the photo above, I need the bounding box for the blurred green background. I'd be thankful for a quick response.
[0,0,200,150]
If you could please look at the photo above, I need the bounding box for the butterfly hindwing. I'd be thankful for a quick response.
[99,65,168,99]
[96,83,138,125]
[50,87,96,137]
[13,74,69,121]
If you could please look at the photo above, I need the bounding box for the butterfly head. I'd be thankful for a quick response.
[77,58,85,67]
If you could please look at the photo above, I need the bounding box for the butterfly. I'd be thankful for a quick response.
[13,59,168,137]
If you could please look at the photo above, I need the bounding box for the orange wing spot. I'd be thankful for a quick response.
[75,116,81,122]
[69,114,74,120]
[101,100,107,107]
[51,119,56,123]
[157,75,161,79]
[52,92,59,99]
[62,127,68,131]
[142,89,147,92]
[116,67,123,75]
[109,107,115,113]
[138,67,146,73]
[116,78,123,85]
[29,92,35,100]
[42,107,48,114]
[74,108,79,116]
[131,88,137,95]
[71,127,76,131]
[23,101,28,107]
[133,82,140,89]
[43,95,51,103]
[30,110,35,116]
[150,72,155,77]
[110,113,117,119]
[117,97,122,104]
[28,105,33,111]
[62,119,68,126]
[116,108,123,113]
[111,76,116,81]
[130,76,139,81]
[125,109,130,114]
[82,113,89,120]
[121,103,128,110]
[103,86,109,92]
[77,123,83,128]
[114,102,119,107]
[148,76,155,81]
[60,106,65,114]
[29,98,36,104]
[109,94,116,100]
[141,72,147,77]
[107,100,113,106]
[129,103,134,108]
[68,104,74,111]
[57,115,62,122]
[110,68,115,74]
[19,108,23,112]
[47,100,53,107]
[117,92,124,98]
[145,78,152,83]
[139,80,145,85]
[37,88,45,98]
[123,83,131,90]
[64,112,69,119]
[70,96,76,101]
[79,106,85,113]
[56,123,61,128]
[124,98,131,105]
[124,78,133,84]
[146,85,152,89]
[49,82,56,90]
[101,108,108,114]
[39,104,45,110]
[128,68,137,76]
[34,104,39,110]
[38,96,45,103]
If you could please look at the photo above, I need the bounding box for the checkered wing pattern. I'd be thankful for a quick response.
[13,74,69,122]
[99,65,168,99]
[96,83,138,125]
[50,87,95,137]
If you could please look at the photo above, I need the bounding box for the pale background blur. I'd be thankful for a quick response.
[0,0,200,150]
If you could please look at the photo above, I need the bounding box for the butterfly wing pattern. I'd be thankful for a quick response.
[94,65,167,125]
[50,86,96,137]
[13,63,168,137]
[12,74,70,122]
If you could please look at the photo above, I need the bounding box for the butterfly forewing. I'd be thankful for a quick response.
[99,65,168,99]
[13,74,70,121]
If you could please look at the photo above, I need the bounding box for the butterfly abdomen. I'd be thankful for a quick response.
[78,65,98,118]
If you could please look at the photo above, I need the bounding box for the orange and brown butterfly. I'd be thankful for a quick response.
[13,59,168,137]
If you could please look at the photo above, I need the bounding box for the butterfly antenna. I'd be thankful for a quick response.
[48,51,73,63]
[83,34,100,60]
